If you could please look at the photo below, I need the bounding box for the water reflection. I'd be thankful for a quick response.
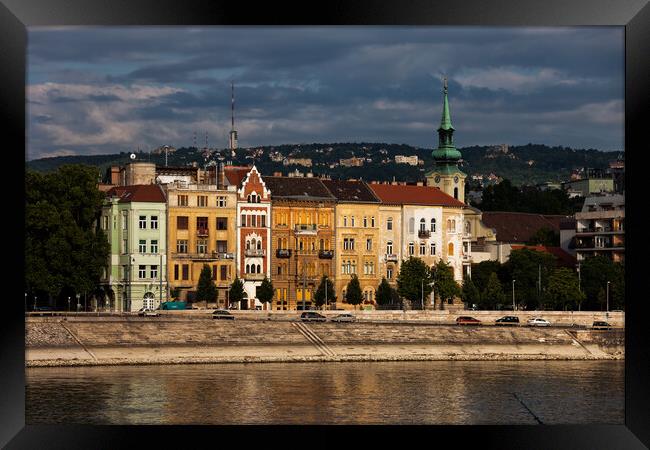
[26,361,624,425]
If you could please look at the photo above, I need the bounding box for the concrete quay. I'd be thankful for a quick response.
[26,315,624,367]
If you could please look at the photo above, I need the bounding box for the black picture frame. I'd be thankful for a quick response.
[3,0,649,448]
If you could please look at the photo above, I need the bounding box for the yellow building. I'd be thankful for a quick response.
[264,177,336,310]
[322,180,381,309]
[166,180,238,307]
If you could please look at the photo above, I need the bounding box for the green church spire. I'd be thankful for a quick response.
[439,77,454,131]
[432,77,462,165]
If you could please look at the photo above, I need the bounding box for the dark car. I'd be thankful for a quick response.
[212,309,235,320]
[592,321,612,330]
[495,316,520,326]
[300,312,327,322]
[456,316,481,325]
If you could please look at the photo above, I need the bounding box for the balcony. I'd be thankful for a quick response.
[244,273,266,281]
[171,251,235,261]
[294,224,317,235]
[384,254,398,262]
[196,228,209,237]
[418,230,431,239]
[276,249,292,258]
[318,250,334,259]
[245,249,266,257]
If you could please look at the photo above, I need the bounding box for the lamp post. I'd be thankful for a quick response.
[24,293,27,312]
[76,294,81,312]
[325,276,328,310]
[67,296,71,312]
[512,280,516,311]
[606,281,610,314]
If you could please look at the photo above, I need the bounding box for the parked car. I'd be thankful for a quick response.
[495,316,520,326]
[456,316,481,325]
[138,308,159,317]
[592,321,612,330]
[527,317,551,327]
[212,309,235,320]
[300,312,327,322]
[331,313,356,323]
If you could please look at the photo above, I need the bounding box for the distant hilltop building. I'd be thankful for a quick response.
[152,145,177,155]
[484,144,510,159]
[394,155,419,166]
[283,158,313,167]
[339,156,365,167]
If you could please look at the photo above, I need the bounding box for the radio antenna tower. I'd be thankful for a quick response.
[229,81,238,158]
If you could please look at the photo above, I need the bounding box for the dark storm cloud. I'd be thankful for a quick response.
[26,27,623,160]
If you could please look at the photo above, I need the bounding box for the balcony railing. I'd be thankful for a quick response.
[384,254,398,262]
[276,249,292,258]
[318,250,334,259]
[294,224,317,234]
[196,228,209,237]
[171,251,234,261]
[244,273,266,281]
[245,249,266,257]
[418,230,431,238]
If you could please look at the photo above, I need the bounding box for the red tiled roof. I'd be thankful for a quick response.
[510,245,577,268]
[224,165,251,187]
[368,184,466,207]
[481,212,569,243]
[105,184,166,203]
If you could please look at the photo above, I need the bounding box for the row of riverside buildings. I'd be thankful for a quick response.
[97,82,475,312]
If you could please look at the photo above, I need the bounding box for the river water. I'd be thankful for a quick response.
[26,360,623,425]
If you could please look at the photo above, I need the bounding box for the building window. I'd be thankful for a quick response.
[151,240,158,253]
[251,215,257,227]
[177,216,188,230]
[216,240,228,253]
[174,264,179,280]
[216,217,228,230]
[431,218,436,232]
[366,238,372,251]
[387,241,393,255]
[122,239,128,254]
[182,264,189,280]
[151,216,158,229]
[197,239,208,254]
[212,266,218,280]
[122,212,128,230]
[419,218,426,232]
[150,265,158,279]
[220,265,227,280]
[343,216,347,227]
[420,243,426,255]
[387,266,393,280]
[139,240,147,253]
[430,243,436,255]
[261,215,266,227]
[197,217,208,232]
[363,217,368,227]
[217,196,227,208]
[387,217,393,230]
[465,221,471,234]
[177,240,188,253]
[198,195,208,207]
[138,216,146,230]
[241,214,246,227]
[409,242,415,255]
[409,218,415,234]
[138,265,146,279]
[344,238,355,251]
[178,195,188,206]
[371,217,375,227]
[351,216,355,227]
[448,243,454,256]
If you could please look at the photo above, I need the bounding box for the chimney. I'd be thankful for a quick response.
[273,171,283,177]
[217,162,225,189]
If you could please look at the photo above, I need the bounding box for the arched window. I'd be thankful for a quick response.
[257,264,261,273]
[454,187,458,199]
[448,243,454,256]
[409,242,415,255]
[257,240,262,250]
[387,241,393,255]
[246,264,250,273]
[419,218,426,231]
[431,218,436,232]
[452,219,456,231]
[465,221,471,234]
[246,240,251,250]
[387,217,393,230]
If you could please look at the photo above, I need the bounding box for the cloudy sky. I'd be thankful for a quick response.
[27,26,624,160]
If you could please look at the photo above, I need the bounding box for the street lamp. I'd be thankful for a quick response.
[512,280,516,311]
[24,293,27,312]
[606,281,610,314]
[324,276,328,310]
[76,294,81,312]
[67,296,71,312]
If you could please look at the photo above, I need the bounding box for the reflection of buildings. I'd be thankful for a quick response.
[265,176,335,310]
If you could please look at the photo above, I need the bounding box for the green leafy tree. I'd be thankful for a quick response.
[580,256,624,310]
[543,267,585,310]
[503,248,556,310]
[25,165,110,307]
[314,276,336,309]
[470,260,504,293]
[196,264,218,308]
[461,277,481,309]
[256,277,274,308]
[527,227,560,247]
[345,275,363,310]
[482,272,506,310]
[229,277,245,308]
[433,261,461,309]
[397,257,434,309]
[376,278,395,306]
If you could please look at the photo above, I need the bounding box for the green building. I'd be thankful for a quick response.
[99,184,168,312]
[426,78,466,203]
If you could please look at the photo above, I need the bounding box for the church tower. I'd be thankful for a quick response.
[426,78,466,203]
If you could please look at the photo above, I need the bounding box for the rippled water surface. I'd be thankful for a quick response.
[26,360,624,425]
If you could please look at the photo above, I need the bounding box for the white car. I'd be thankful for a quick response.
[138,308,159,317]
[330,313,356,323]
[527,317,551,327]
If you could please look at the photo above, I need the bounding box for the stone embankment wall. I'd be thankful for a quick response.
[26,316,624,367]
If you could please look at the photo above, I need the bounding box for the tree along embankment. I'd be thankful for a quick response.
[26,317,624,367]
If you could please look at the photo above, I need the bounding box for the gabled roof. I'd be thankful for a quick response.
[224,165,251,187]
[368,183,466,207]
[481,212,569,243]
[264,177,335,201]
[105,184,166,203]
[321,180,380,203]
[510,245,577,268]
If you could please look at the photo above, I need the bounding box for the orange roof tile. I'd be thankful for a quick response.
[105,184,166,203]
[368,183,466,207]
